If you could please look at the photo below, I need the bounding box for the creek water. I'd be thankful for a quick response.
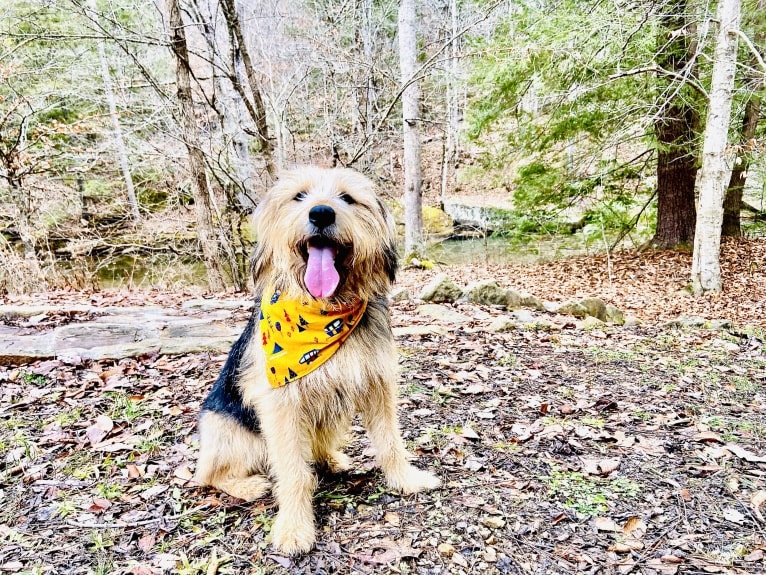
[89,234,609,288]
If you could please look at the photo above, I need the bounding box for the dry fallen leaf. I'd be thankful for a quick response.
[85,414,114,446]
[693,431,724,443]
[622,516,647,537]
[594,517,620,532]
[744,549,764,562]
[751,491,766,522]
[608,538,643,553]
[723,443,766,463]
[722,507,746,524]
[459,425,481,440]
[384,511,400,526]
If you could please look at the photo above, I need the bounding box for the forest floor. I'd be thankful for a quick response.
[1,242,765,575]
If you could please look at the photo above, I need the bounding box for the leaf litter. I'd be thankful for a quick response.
[1,257,766,574]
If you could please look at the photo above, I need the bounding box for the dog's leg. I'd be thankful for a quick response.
[258,396,317,555]
[360,380,441,494]
[312,421,352,473]
[195,411,272,501]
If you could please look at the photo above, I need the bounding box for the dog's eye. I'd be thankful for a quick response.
[293,191,307,202]
[339,193,356,205]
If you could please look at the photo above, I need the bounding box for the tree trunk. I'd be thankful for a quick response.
[440,0,459,210]
[722,0,764,237]
[722,94,761,236]
[219,0,276,181]
[691,0,740,294]
[88,0,140,222]
[167,0,227,291]
[653,117,698,248]
[359,0,376,170]
[398,0,424,260]
[651,0,700,249]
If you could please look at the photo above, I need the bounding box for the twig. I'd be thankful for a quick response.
[735,30,766,74]
[609,189,658,252]
[599,216,614,286]
[64,503,210,529]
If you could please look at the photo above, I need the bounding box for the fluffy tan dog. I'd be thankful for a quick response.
[195,167,440,555]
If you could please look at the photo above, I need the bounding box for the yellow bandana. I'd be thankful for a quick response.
[259,287,367,388]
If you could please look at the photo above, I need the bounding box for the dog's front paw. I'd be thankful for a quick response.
[387,465,441,495]
[270,512,316,555]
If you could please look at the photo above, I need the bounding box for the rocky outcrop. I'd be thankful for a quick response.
[0,303,247,364]
[416,275,628,326]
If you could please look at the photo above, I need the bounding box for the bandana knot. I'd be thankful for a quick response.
[259,287,367,388]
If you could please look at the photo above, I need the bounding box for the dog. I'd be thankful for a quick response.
[195,167,440,555]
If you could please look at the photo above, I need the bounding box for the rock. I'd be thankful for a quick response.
[663,316,707,328]
[555,300,589,318]
[416,304,471,324]
[390,287,410,302]
[604,304,625,325]
[0,311,244,364]
[488,317,515,333]
[483,547,498,562]
[437,543,456,557]
[554,298,625,324]
[519,292,545,311]
[422,206,454,238]
[419,273,463,303]
[511,309,538,324]
[393,325,449,337]
[578,316,605,330]
[512,309,553,330]
[709,319,733,330]
[482,516,506,529]
[579,297,607,320]
[465,280,510,307]
[624,315,642,327]
[0,304,93,320]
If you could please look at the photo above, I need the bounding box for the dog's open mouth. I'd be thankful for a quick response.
[302,237,348,299]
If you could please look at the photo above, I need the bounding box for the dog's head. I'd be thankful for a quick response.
[252,167,397,302]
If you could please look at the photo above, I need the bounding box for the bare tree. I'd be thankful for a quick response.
[87,0,141,222]
[218,0,276,180]
[440,0,459,210]
[722,0,765,237]
[167,0,227,291]
[398,0,424,260]
[691,0,741,294]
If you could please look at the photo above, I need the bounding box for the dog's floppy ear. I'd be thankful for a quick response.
[383,240,398,284]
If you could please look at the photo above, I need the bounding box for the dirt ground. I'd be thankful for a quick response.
[1,247,765,575]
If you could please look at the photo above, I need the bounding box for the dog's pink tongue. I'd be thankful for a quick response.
[305,245,340,298]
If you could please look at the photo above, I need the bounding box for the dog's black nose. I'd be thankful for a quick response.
[309,205,336,229]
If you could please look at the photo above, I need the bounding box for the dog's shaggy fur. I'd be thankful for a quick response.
[195,167,440,554]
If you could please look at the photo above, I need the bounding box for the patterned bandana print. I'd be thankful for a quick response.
[259,287,368,388]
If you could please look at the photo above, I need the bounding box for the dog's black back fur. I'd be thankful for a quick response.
[202,302,262,433]
[201,294,392,435]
